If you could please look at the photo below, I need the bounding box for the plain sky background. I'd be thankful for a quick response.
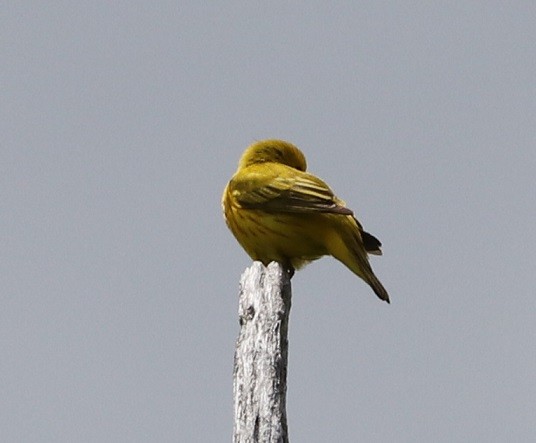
[2,2,535,442]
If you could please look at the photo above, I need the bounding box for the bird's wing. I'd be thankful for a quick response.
[230,165,353,215]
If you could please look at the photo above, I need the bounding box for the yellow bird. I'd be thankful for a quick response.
[222,139,389,303]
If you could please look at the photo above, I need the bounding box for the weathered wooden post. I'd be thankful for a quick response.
[233,262,292,443]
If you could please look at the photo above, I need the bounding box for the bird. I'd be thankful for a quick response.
[222,139,389,303]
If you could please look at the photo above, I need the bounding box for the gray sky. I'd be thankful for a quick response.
[2,2,535,442]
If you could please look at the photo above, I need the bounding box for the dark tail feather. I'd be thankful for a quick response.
[362,231,383,256]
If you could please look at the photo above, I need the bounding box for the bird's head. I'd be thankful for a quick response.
[237,139,307,172]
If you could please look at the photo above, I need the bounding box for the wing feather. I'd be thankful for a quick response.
[230,165,353,215]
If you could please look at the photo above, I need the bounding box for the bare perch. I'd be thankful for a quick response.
[233,262,292,443]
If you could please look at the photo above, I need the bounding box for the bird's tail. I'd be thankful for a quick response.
[365,271,390,303]
[346,248,390,303]
[327,225,390,303]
